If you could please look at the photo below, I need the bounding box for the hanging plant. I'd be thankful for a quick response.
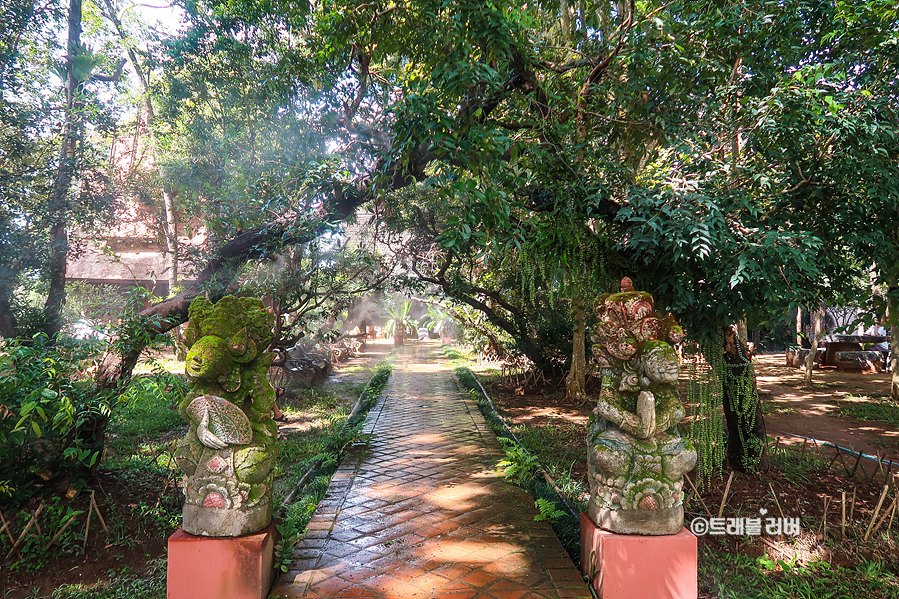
[684,339,725,487]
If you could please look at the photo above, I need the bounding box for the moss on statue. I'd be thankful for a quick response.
[588,278,697,535]
[173,295,279,537]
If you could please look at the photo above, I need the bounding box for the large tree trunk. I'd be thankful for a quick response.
[721,324,770,473]
[565,295,587,401]
[162,186,186,358]
[43,0,82,337]
[804,301,825,386]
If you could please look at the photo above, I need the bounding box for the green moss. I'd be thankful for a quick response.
[605,290,652,303]
[178,296,279,505]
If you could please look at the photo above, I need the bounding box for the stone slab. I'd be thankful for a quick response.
[167,521,278,599]
[580,513,697,599]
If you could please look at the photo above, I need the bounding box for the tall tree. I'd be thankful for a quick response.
[97,0,183,298]
[1,0,121,338]
[91,0,898,473]
[43,0,85,336]
[804,302,826,386]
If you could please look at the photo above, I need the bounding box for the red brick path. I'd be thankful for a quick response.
[270,343,590,599]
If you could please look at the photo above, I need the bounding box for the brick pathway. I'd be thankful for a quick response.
[270,342,590,599]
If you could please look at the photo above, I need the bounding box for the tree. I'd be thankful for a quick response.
[242,235,395,348]
[804,302,825,386]
[1,0,122,339]
[87,0,898,474]
[96,0,184,300]
[44,0,126,336]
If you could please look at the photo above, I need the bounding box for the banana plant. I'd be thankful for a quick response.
[424,305,456,339]
[383,300,417,340]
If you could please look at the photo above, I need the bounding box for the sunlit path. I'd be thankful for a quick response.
[271,342,589,598]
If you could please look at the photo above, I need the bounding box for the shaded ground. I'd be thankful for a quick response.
[754,353,899,461]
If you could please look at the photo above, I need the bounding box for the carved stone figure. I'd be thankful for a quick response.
[589,278,697,535]
[174,296,278,537]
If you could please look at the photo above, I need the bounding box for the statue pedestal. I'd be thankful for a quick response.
[167,521,278,599]
[580,513,697,599]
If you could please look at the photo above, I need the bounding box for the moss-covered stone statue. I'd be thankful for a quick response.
[588,278,697,535]
[174,296,278,537]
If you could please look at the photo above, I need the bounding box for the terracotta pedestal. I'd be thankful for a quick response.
[580,513,697,599]
[167,521,278,599]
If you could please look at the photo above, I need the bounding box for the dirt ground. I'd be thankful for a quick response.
[754,353,898,461]
[0,472,173,598]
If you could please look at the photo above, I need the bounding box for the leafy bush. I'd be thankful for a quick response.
[0,335,112,506]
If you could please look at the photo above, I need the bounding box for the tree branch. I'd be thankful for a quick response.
[575,0,635,140]
[94,47,542,387]
[91,58,126,82]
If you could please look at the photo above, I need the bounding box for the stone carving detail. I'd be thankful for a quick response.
[588,278,697,535]
[174,296,278,537]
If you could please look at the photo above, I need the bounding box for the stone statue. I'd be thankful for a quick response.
[174,296,278,537]
[588,278,697,535]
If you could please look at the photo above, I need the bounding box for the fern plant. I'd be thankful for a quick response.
[533,498,566,522]
[496,437,539,485]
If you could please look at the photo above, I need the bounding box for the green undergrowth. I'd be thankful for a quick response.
[829,395,899,427]
[443,346,582,564]
[105,372,188,468]
[700,546,899,599]
[273,362,393,572]
[1,371,187,578]
[509,423,589,506]
[766,442,830,486]
[762,402,797,415]
[46,559,167,599]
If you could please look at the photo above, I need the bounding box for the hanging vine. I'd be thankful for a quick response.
[685,327,767,482]
[684,338,724,487]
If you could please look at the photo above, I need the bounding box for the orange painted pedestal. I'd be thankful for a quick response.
[167,521,278,599]
[580,513,697,599]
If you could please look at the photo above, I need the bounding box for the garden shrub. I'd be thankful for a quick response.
[0,334,113,506]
